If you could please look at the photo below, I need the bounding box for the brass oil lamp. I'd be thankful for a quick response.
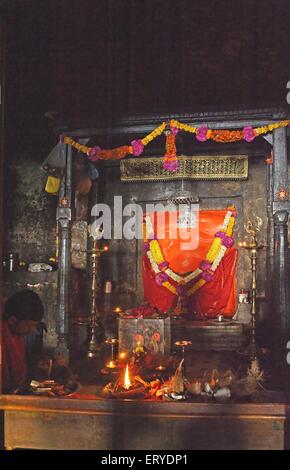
[238,216,264,365]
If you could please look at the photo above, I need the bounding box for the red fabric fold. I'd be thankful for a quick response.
[142,210,237,318]
[2,321,27,392]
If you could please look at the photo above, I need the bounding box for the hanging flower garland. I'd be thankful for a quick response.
[60,119,290,173]
[144,206,236,297]
[162,128,179,172]
[61,122,167,161]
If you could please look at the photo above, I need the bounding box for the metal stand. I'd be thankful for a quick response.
[238,221,264,366]
[174,340,192,377]
[87,238,100,357]
[86,238,108,358]
[73,225,109,358]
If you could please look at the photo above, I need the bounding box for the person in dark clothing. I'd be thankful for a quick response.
[2,290,44,393]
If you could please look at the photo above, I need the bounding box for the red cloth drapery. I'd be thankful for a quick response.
[142,209,237,318]
[2,321,27,392]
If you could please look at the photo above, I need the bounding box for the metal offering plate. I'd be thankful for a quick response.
[30,379,81,397]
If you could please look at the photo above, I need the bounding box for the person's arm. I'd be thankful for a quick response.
[2,333,11,393]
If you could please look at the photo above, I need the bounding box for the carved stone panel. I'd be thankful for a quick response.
[71,221,88,270]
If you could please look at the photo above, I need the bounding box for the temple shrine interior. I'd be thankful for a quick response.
[1,0,290,452]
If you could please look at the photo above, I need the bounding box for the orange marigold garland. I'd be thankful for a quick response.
[211,129,244,143]
[98,146,131,160]
[61,118,290,169]
[169,119,197,134]
[63,136,90,154]
[141,122,166,146]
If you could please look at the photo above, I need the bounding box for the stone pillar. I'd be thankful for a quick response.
[55,143,72,363]
[273,211,289,332]
[266,162,274,321]
[272,127,290,377]
[273,127,288,203]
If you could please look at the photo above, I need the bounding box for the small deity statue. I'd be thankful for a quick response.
[148,331,161,355]
[131,333,147,367]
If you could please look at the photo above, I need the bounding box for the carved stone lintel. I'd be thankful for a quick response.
[274,210,289,222]
[63,106,290,138]
[273,201,290,213]
[263,134,273,146]
[120,155,248,182]
[56,207,72,221]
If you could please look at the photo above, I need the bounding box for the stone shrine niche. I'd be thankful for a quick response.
[95,151,268,326]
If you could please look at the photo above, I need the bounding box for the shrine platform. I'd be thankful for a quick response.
[1,348,289,450]
[0,386,288,450]
[171,319,247,351]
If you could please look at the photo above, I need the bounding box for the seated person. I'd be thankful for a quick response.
[2,289,44,393]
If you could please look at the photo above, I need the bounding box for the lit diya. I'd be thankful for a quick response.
[106,361,117,369]
[118,351,128,362]
[155,365,167,372]
[174,340,192,358]
[113,306,123,315]
[100,364,122,376]
[101,338,120,375]
[174,340,192,376]
[103,364,149,399]
[153,364,170,379]
[105,338,118,367]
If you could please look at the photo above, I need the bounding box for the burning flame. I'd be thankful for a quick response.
[107,361,116,369]
[119,352,127,361]
[123,363,131,390]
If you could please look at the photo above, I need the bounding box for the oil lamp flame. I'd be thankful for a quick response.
[107,361,116,369]
[123,363,131,390]
[119,352,127,361]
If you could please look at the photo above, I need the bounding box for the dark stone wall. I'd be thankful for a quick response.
[3,271,58,350]
[3,154,58,350]
[3,156,57,264]
[2,0,290,142]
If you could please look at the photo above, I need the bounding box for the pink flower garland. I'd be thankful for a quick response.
[215,231,234,248]
[88,146,101,161]
[131,139,144,156]
[196,125,208,142]
[243,126,256,142]
[200,259,214,282]
[155,272,169,286]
